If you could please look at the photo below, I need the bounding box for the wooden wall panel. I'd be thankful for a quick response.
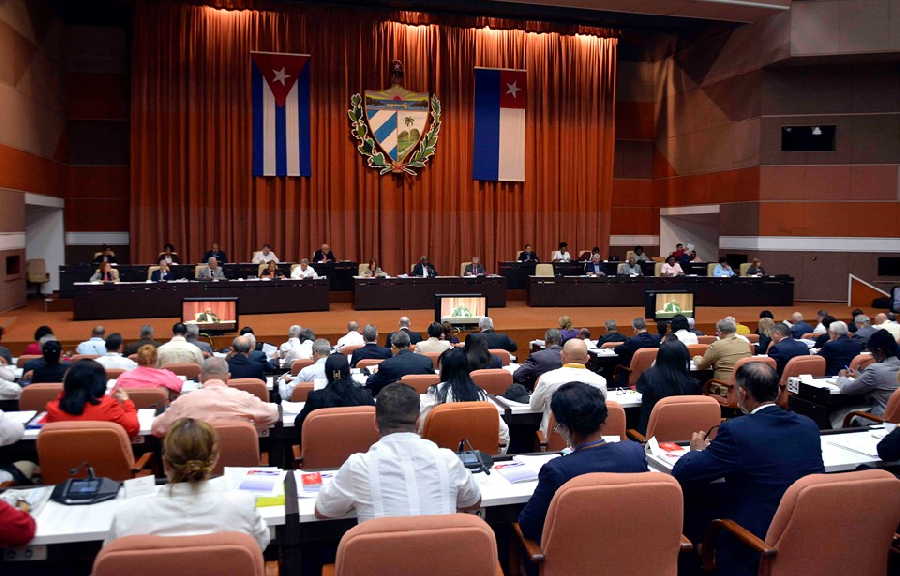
[0,143,65,197]
[615,101,656,141]
[610,206,659,235]
[757,202,900,237]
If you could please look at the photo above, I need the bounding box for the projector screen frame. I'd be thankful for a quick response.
[644,290,696,321]
[434,293,488,327]
[182,296,239,335]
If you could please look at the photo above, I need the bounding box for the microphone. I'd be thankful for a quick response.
[68,461,96,480]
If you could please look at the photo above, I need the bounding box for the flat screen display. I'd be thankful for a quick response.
[645,291,695,320]
[182,297,238,333]
[892,287,900,314]
[435,294,487,325]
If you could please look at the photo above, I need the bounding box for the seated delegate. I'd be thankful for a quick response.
[114,344,183,396]
[295,354,374,436]
[291,259,318,279]
[23,340,70,384]
[157,243,180,265]
[90,261,120,283]
[659,255,683,277]
[550,242,571,262]
[635,338,699,435]
[411,256,437,277]
[198,257,226,280]
[251,244,279,264]
[313,243,336,263]
[108,417,270,550]
[202,242,227,264]
[44,360,140,437]
[518,243,539,263]
[712,257,735,277]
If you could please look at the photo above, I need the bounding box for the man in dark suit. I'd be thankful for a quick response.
[150,261,172,282]
[313,243,336,264]
[124,325,159,356]
[365,331,434,397]
[351,325,392,368]
[788,312,814,339]
[513,329,563,390]
[386,317,422,348]
[766,323,810,374]
[614,318,660,380]
[202,242,227,264]
[478,317,517,352]
[463,256,485,276]
[583,253,606,276]
[226,335,266,380]
[518,244,538,263]
[411,256,437,277]
[597,320,626,345]
[817,320,863,376]
[239,327,270,366]
[673,362,823,576]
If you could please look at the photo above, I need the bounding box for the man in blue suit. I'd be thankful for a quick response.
[350,325,392,368]
[673,362,823,576]
[766,323,810,373]
[788,312,814,339]
[518,382,647,540]
[365,331,434,397]
[226,335,266,380]
[614,318,660,385]
[817,320,863,376]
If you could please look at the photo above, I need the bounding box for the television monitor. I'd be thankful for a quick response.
[435,293,487,326]
[892,287,900,314]
[645,290,695,320]
[182,297,238,333]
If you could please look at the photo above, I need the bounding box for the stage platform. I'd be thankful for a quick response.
[0,298,875,357]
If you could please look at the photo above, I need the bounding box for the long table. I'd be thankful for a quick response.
[352,276,507,310]
[528,275,794,307]
[71,278,329,320]
[60,261,358,296]
[498,261,714,289]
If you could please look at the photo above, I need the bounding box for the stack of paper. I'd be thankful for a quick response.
[296,470,336,499]
[0,486,53,516]
[494,454,559,484]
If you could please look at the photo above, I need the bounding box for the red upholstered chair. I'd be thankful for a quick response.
[702,470,900,576]
[290,358,314,376]
[227,378,269,402]
[698,335,717,345]
[297,406,378,469]
[746,333,760,344]
[18,382,63,411]
[489,349,511,366]
[470,369,512,395]
[341,345,363,357]
[849,353,875,373]
[687,344,709,358]
[421,402,500,454]
[125,387,169,410]
[71,354,100,362]
[290,382,314,402]
[513,473,691,576]
[843,388,900,427]
[601,341,624,349]
[423,351,442,370]
[210,420,261,476]
[400,374,440,394]
[537,401,626,452]
[16,354,41,368]
[703,356,777,409]
[323,514,502,576]
[37,421,152,484]
[162,362,200,379]
[105,368,127,380]
[93,532,264,576]
[778,355,826,408]
[801,332,817,341]
[628,395,721,443]
[615,347,658,389]
[356,358,384,371]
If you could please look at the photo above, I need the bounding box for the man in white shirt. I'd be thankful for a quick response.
[530,338,607,435]
[415,322,453,355]
[812,309,829,335]
[95,333,138,371]
[279,338,331,399]
[336,321,365,350]
[290,258,318,279]
[280,325,312,360]
[157,323,205,366]
[315,382,481,522]
[251,244,279,264]
[873,313,900,341]
[76,325,107,355]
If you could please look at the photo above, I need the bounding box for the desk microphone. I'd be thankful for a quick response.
[68,461,97,480]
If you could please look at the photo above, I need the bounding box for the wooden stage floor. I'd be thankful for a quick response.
[0,297,874,356]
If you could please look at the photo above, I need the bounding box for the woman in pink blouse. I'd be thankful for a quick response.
[660,255,684,277]
[114,345,183,397]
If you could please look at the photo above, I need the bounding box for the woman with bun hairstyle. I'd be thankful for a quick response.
[107,418,270,549]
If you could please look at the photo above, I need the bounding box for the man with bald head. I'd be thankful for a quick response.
[227,335,266,380]
[529,338,607,436]
[386,316,421,347]
[151,357,278,437]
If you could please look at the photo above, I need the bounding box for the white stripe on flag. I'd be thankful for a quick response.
[262,83,276,175]
[368,110,394,132]
[498,107,525,182]
[285,82,300,176]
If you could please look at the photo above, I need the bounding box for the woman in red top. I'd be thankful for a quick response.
[23,325,53,356]
[45,360,140,437]
[0,500,35,547]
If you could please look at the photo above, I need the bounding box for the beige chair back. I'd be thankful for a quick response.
[459,262,471,276]
[535,263,554,277]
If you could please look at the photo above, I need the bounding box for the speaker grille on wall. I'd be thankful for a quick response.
[781,125,836,151]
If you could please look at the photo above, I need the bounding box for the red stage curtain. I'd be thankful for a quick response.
[131,1,617,274]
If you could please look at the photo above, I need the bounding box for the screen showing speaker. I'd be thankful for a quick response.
[182,297,238,333]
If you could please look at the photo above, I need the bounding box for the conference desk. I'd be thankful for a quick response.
[498,261,716,289]
[527,275,794,307]
[352,276,507,310]
[59,261,358,296]
[71,278,329,320]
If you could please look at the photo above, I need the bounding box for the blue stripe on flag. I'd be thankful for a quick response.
[252,64,264,176]
[275,103,287,176]
[297,60,311,177]
[373,113,396,147]
[473,69,500,181]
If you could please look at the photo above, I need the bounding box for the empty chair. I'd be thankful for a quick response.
[324,514,501,576]
[162,362,201,379]
[538,401,626,452]
[616,348,658,389]
[400,374,440,394]
[848,353,875,373]
[514,473,689,576]
[470,369,512,395]
[298,406,378,469]
[210,420,261,476]
[291,358,314,376]
[698,335,717,345]
[702,469,900,576]
[421,401,500,454]
[125,387,169,410]
[489,349,511,366]
[628,395,721,443]
[37,421,152,484]
[228,378,269,402]
[704,356,777,409]
[26,258,50,295]
[290,382,314,402]
[18,382,63,411]
[93,532,264,576]
[779,355,826,388]
[535,263,554,277]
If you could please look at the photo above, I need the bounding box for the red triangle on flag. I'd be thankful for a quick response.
[251,52,310,107]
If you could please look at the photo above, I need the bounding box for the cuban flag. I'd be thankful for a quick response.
[251,51,311,177]
[472,68,526,182]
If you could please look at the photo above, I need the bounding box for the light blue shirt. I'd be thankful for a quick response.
[713,264,735,278]
[76,337,107,355]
